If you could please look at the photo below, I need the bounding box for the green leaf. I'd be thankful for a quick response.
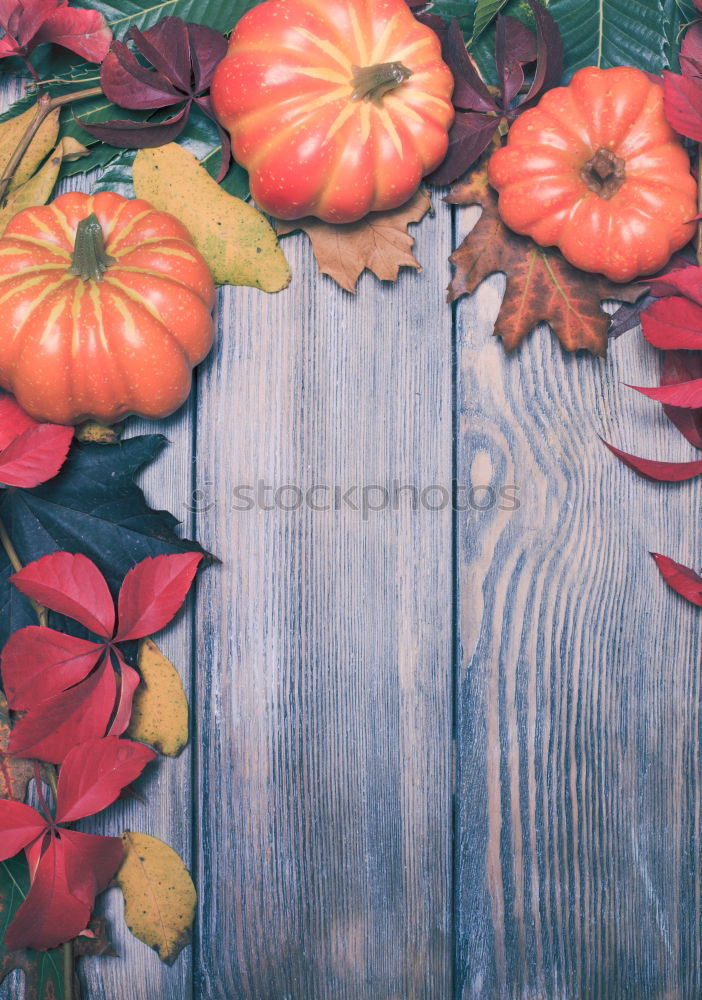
[91,149,136,196]
[0,856,66,998]
[0,436,210,645]
[470,0,512,42]
[75,0,262,36]
[547,0,669,74]
[663,0,698,69]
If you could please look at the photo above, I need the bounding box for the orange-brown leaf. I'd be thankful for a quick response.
[0,693,33,802]
[277,190,431,293]
[446,163,642,355]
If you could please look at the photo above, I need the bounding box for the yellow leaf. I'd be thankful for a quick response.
[127,638,189,757]
[0,135,89,236]
[116,832,196,966]
[75,419,120,444]
[0,103,60,193]
[133,143,291,292]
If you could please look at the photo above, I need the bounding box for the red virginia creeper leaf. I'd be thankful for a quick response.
[115,552,202,642]
[107,654,141,737]
[626,378,702,408]
[0,394,73,487]
[651,552,702,606]
[427,113,500,185]
[10,552,115,638]
[445,18,498,112]
[601,438,702,481]
[6,830,122,951]
[2,626,103,709]
[663,71,702,141]
[9,656,116,764]
[0,800,46,858]
[80,16,228,171]
[55,737,156,823]
[648,267,702,305]
[30,3,111,62]
[0,0,110,66]
[641,297,702,350]
[661,350,702,448]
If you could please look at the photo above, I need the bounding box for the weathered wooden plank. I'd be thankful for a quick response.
[78,407,196,1000]
[454,205,702,999]
[193,203,454,998]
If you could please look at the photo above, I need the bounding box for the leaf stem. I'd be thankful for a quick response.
[0,514,48,625]
[0,85,103,204]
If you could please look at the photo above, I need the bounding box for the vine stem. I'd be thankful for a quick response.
[0,515,47,625]
[0,85,103,204]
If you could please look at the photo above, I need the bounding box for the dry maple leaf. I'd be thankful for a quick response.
[0,693,33,802]
[446,162,643,355]
[277,190,431,293]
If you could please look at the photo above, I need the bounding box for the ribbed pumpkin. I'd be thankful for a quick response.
[0,191,215,425]
[211,0,454,223]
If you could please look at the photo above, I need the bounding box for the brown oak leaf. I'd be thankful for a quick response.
[446,163,643,355]
[0,693,33,802]
[276,190,431,293]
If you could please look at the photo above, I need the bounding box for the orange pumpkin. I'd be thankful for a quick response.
[0,191,215,425]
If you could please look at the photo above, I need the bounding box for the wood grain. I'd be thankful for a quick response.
[192,205,454,999]
[453,206,702,999]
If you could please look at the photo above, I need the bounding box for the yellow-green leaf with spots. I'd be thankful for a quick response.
[0,103,60,193]
[133,143,290,292]
[0,136,89,236]
[116,832,196,965]
[127,638,188,757]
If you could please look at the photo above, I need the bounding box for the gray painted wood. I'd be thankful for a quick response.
[454,205,702,998]
[192,205,454,999]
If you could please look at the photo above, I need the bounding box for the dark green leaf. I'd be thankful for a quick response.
[470,0,511,42]
[75,0,262,37]
[0,856,66,999]
[0,548,35,648]
[663,0,698,69]
[547,0,669,74]
[91,149,136,196]
[0,436,209,610]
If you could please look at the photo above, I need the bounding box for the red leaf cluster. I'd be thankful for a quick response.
[0,737,155,950]
[413,0,563,185]
[0,0,111,76]
[664,13,702,141]
[2,550,201,762]
[0,393,73,488]
[78,16,231,180]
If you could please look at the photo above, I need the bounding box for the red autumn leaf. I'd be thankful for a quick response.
[8,655,117,763]
[1,627,103,709]
[651,552,702,606]
[0,737,154,951]
[78,17,231,180]
[2,551,202,762]
[641,297,702,350]
[0,393,73,488]
[648,267,702,305]
[0,0,111,75]
[663,22,702,141]
[601,438,702,482]
[11,551,114,637]
[661,350,702,448]
[626,378,702,408]
[55,736,156,823]
[115,552,202,641]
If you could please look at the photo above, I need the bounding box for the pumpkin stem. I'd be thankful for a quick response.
[580,147,626,199]
[350,62,412,105]
[69,213,116,282]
